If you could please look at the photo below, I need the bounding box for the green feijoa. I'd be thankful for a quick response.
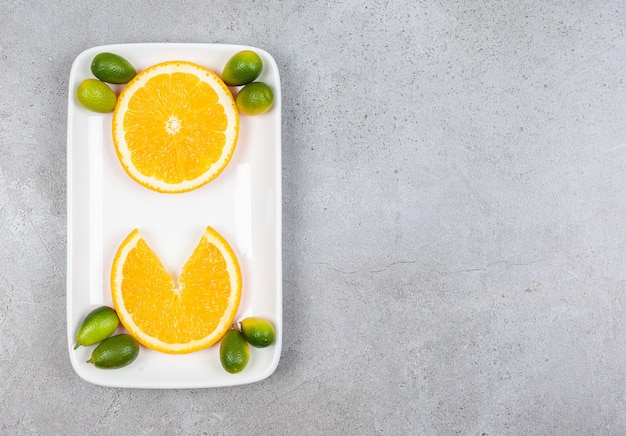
[76,79,117,113]
[240,317,275,348]
[86,334,139,369]
[74,306,119,349]
[91,52,137,84]
[220,328,249,374]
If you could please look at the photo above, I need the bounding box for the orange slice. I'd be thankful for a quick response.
[112,61,239,193]
[111,226,242,354]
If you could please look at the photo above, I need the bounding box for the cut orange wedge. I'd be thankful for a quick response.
[111,226,242,354]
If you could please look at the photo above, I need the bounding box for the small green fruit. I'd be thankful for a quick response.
[75,306,119,349]
[76,79,117,113]
[240,317,275,348]
[220,328,249,374]
[86,334,139,369]
[222,50,263,86]
[235,81,274,115]
[91,52,137,84]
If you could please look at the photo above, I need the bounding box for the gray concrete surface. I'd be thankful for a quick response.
[2,0,626,434]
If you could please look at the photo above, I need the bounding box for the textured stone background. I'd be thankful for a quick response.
[2,1,626,434]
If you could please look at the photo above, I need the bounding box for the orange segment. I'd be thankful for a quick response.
[112,61,239,193]
[111,227,242,354]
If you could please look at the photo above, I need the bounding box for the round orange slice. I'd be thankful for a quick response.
[112,61,239,193]
[111,226,242,354]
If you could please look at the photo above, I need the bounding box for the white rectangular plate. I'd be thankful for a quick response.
[67,43,281,388]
